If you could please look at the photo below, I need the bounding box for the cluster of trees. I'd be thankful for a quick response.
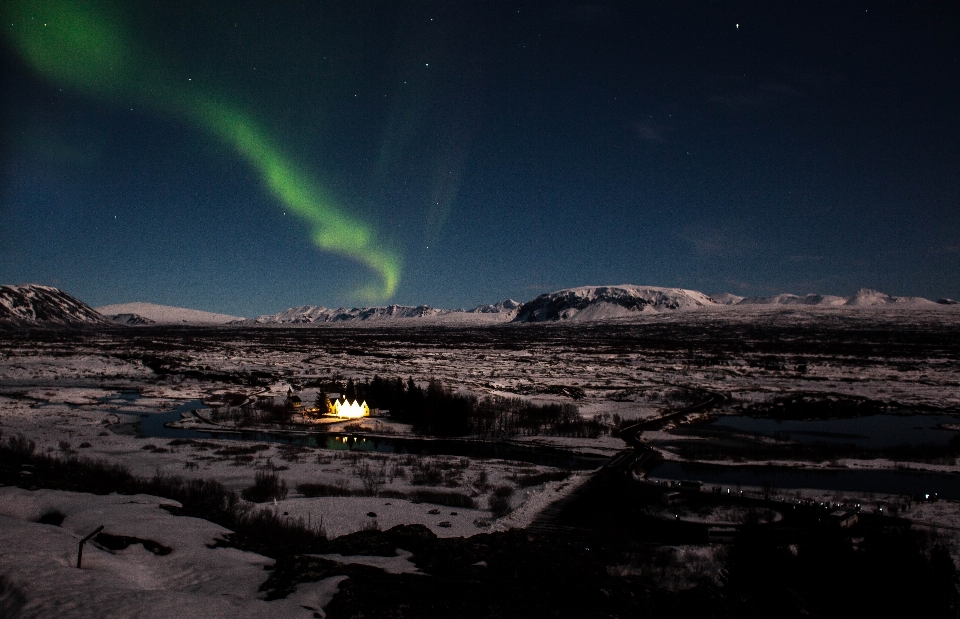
[210,376,605,438]
[350,376,602,438]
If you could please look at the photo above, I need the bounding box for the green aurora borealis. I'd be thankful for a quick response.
[2,1,957,313]
[3,0,401,300]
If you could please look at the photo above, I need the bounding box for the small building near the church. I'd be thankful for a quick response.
[827,508,859,529]
[284,388,303,411]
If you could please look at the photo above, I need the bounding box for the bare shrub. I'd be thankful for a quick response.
[357,461,387,496]
[277,445,308,463]
[7,434,35,455]
[242,470,289,503]
[411,459,443,486]
[473,469,489,492]
[443,468,463,488]
[57,440,75,455]
[489,485,514,518]
[298,481,354,497]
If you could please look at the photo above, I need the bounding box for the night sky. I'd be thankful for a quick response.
[2,1,958,316]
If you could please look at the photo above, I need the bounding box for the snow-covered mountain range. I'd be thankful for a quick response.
[736,289,936,308]
[0,285,111,326]
[513,286,714,322]
[95,302,243,325]
[244,301,522,325]
[245,286,951,325]
[1,283,956,328]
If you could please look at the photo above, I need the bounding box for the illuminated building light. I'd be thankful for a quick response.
[331,398,370,418]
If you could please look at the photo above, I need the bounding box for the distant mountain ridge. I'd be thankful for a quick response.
[514,286,714,322]
[249,285,944,325]
[735,288,935,308]
[95,302,243,325]
[1,283,955,328]
[249,304,447,324]
[0,284,111,326]
[468,299,521,314]
[245,300,521,325]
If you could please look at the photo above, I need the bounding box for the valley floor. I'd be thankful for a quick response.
[1,310,959,616]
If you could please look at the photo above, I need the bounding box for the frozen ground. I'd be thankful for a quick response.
[2,309,959,488]
[1,310,959,614]
[0,486,346,618]
[0,388,581,537]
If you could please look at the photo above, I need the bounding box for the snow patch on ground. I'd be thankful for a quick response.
[310,549,421,574]
[0,487,333,619]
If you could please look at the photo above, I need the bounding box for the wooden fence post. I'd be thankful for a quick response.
[77,525,104,569]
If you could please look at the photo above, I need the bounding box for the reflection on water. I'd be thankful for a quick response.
[648,461,960,500]
[326,435,375,450]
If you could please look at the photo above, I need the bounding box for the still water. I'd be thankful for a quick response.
[648,461,960,500]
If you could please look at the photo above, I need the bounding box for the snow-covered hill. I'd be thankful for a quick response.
[467,299,521,315]
[248,304,447,325]
[734,289,937,308]
[95,302,244,325]
[0,285,111,326]
[247,301,520,325]
[513,285,717,322]
[737,293,848,306]
[709,293,745,306]
[843,288,936,307]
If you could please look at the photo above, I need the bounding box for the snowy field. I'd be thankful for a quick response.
[0,486,347,618]
[1,308,959,615]
[2,307,959,499]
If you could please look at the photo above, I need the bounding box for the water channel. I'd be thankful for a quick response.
[108,394,960,498]
[118,398,609,470]
[647,461,960,500]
